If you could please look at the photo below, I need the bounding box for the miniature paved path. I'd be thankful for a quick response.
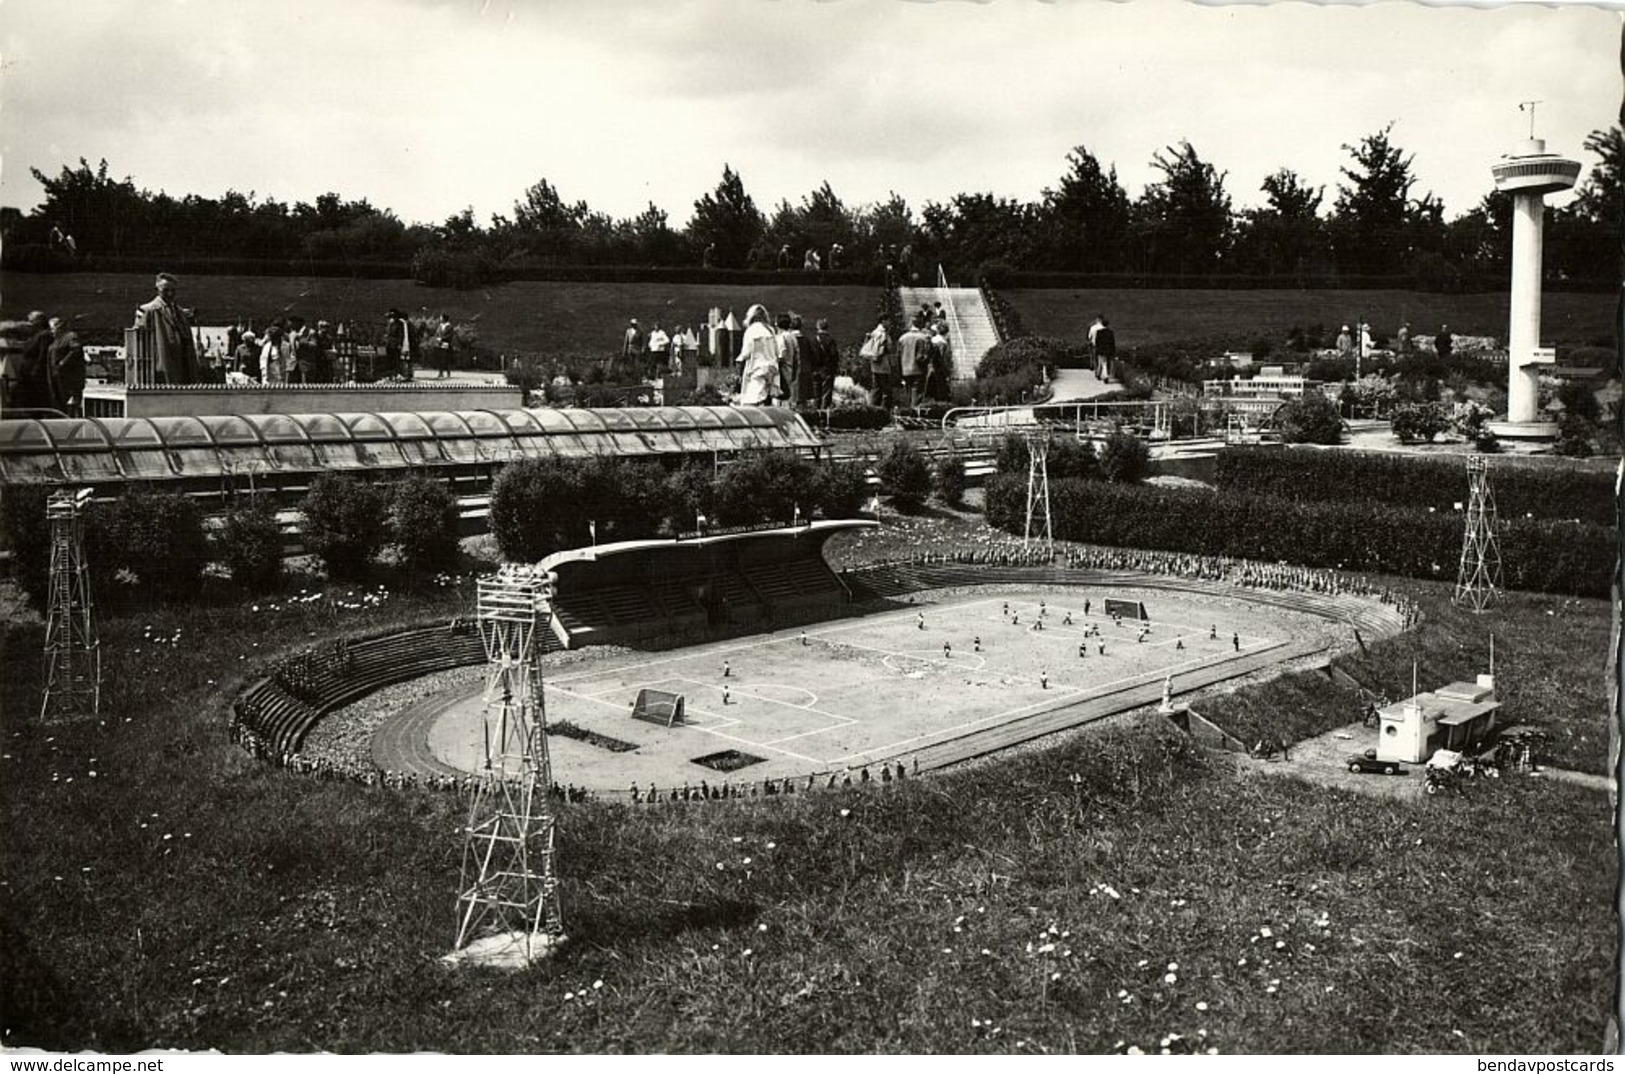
[1048,367,1117,402]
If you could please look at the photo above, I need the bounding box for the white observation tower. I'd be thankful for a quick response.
[1486,121,1581,440]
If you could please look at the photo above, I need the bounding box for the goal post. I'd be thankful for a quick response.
[1104,598,1148,621]
[631,688,686,728]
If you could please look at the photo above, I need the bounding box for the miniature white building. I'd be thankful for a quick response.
[1375,675,1501,764]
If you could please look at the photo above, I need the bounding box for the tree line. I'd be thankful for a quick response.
[4,124,1618,288]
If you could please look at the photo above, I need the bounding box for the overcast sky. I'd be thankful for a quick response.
[2,0,1620,229]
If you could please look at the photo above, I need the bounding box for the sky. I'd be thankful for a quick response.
[1,0,1620,230]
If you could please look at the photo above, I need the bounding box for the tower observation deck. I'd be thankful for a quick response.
[1487,138,1581,439]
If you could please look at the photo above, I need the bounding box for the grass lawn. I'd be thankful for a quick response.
[0,273,880,359]
[1004,288,1617,351]
[8,272,1615,367]
[1,514,1615,1053]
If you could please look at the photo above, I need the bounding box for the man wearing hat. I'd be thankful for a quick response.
[621,318,644,377]
[384,309,418,380]
[135,272,200,384]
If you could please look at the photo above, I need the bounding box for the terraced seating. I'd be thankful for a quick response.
[651,580,704,616]
[233,619,499,758]
[784,558,844,596]
[742,564,801,602]
[596,584,657,624]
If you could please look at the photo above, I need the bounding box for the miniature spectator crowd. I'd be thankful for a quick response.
[229,715,918,805]
[849,543,1422,629]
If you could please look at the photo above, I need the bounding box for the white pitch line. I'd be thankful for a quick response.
[674,707,828,765]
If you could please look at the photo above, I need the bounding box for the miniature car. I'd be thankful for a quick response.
[1346,749,1406,776]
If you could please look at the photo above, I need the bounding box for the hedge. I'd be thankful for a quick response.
[986,475,1612,598]
[490,454,872,563]
[1215,447,1614,526]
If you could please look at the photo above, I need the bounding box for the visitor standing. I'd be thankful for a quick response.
[260,325,290,385]
[1396,322,1412,356]
[735,304,779,405]
[11,312,55,413]
[384,309,418,380]
[1093,317,1116,381]
[930,322,953,391]
[47,317,85,416]
[1336,325,1354,356]
[1087,314,1105,372]
[135,273,200,385]
[647,322,670,380]
[898,316,931,407]
[779,313,806,406]
[234,331,259,380]
[434,313,456,378]
[1435,325,1453,359]
[861,318,893,408]
[621,318,644,376]
[809,318,840,408]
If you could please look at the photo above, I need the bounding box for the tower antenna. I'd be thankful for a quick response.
[1518,100,1542,139]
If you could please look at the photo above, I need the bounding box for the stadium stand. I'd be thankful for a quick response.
[541,520,870,649]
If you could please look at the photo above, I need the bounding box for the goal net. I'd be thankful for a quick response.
[1104,598,1148,621]
[631,688,686,728]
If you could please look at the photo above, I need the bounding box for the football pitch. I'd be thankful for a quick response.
[423,587,1330,788]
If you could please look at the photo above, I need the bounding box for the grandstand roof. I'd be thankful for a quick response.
[538,519,879,571]
[0,406,821,484]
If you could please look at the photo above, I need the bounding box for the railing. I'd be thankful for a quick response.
[935,264,971,381]
[943,400,1171,433]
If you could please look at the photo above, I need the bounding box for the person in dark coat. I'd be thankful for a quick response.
[384,309,418,380]
[47,317,85,417]
[809,318,840,408]
[12,312,55,413]
[135,273,200,384]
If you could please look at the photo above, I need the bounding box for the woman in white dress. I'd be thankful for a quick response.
[734,304,779,405]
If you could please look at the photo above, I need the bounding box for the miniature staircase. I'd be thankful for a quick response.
[897,285,1003,380]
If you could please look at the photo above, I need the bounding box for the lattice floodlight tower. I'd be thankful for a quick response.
[1021,425,1054,553]
[448,564,564,968]
[40,488,101,722]
[1454,456,1503,613]
[955,414,1055,553]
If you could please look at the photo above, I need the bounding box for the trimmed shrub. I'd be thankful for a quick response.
[811,460,873,519]
[984,475,1611,598]
[713,450,819,526]
[107,488,209,600]
[1097,430,1149,483]
[975,336,1072,380]
[301,474,390,581]
[663,462,717,533]
[220,498,284,592]
[996,435,1099,480]
[1214,446,1613,525]
[2,486,52,610]
[877,440,932,509]
[934,453,967,506]
[391,477,460,574]
[1390,402,1451,443]
[1275,392,1344,444]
